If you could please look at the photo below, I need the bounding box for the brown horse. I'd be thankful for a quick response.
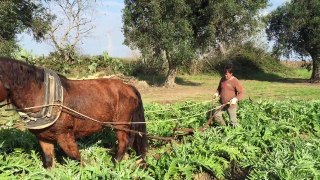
[0,57,147,168]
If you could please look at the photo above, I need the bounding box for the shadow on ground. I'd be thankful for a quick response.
[237,72,310,84]
[136,74,203,86]
[0,128,39,154]
[136,71,310,88]
[175,77,203,86]
[214,58,311,84]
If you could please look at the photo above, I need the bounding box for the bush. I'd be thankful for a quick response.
[26,51,135,77]
[0,40,18,57]
[131,56,167,76]
[16,42,292,80]
[202,42,291,79]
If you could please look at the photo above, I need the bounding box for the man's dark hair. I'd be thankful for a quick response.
[224,63,233,73]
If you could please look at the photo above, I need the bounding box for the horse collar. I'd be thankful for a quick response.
[19,68,64,129]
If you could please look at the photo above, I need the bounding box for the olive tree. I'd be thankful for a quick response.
[123,0,267,87]
[266,0,320,82]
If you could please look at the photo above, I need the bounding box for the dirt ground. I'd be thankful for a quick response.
[137,84,213,104]
[97,73,214,104]
[78,73,216,104]
[95,72,320,104]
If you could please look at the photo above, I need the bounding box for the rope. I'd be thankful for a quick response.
[6,103,179,141]
[6,103,218,124]
[5,101,228,141]
[9,101,228,124]
[7,104,133,125]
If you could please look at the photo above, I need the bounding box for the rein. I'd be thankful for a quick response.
[6,101,228,141]
[173,102,230,134]
[6,104,175,141]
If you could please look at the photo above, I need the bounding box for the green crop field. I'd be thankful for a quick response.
[0,99,319,179]
[0,65,319,179]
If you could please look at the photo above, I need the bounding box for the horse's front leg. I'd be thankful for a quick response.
[57,133,81,164]
[39,139,55,168]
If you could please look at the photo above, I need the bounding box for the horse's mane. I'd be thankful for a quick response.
[0,57,67,89]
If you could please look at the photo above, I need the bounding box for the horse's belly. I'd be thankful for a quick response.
[73,120,105,138]
[30,121,107,141]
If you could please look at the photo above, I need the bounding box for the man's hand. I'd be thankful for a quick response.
[214,92,219,98]
[230,97,238,105]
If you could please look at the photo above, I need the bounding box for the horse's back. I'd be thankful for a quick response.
[63,78,142,124]
[65,78,140,103]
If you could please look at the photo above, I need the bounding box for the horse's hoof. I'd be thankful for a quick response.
[136,158,148,169]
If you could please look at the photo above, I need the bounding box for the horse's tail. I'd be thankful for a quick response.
[131,87,148,158]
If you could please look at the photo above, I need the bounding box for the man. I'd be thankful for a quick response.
[213,64,244,127]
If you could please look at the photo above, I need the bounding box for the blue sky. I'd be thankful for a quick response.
[18,0,287,58]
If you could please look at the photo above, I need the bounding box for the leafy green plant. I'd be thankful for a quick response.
[14,49,38,65]
[0,100,320,179]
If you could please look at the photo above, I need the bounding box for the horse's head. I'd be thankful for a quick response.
[0,57,45,101]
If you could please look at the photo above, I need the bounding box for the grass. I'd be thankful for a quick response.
[243,80,319,100]
[176,68,319,101]
[138,67,318,103]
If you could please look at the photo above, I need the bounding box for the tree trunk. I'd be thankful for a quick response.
[164,58,177,87]
[164,67,177,87]
[310,52,320,82]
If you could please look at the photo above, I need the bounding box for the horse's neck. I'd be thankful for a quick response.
[9,82,45,111]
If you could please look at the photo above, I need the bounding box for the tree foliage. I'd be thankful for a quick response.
[188,0,267,52]
[123,0,194,87]
[123,0,267,87]
[266,0,320,82]
[0,0,51,57]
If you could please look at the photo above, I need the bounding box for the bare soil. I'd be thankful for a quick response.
[137,84,213,104]
[103,73,214,104]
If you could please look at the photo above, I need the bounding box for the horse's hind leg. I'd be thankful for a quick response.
[115,129,133,161]
[39,140,55,168]
[57,134,81,163]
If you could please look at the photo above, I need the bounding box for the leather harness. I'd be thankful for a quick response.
[18,68,64,129]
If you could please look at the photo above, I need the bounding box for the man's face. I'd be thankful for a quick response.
[225,71,233,80]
